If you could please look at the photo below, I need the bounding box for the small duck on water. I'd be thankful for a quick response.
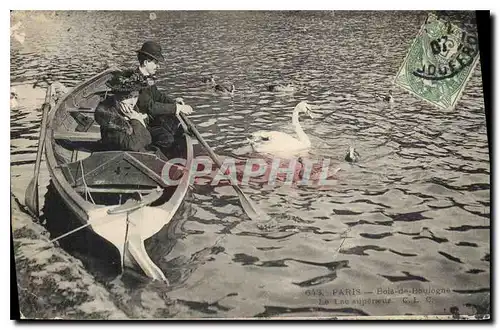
[345,146,360,163]
[201,75,215,85]
[375,90,394,103]
[267,83,295,92]
[33,75,50,89]
[214,83,235,95]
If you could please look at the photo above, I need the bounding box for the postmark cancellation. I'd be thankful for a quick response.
[394,13,480,110]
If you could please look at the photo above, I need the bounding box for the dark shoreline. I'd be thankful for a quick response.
[11,195,128,320]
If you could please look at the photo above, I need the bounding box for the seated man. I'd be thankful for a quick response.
[134,41,193,155]
[94,70,152,152]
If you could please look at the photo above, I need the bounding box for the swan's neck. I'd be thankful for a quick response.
[292,109,310,145]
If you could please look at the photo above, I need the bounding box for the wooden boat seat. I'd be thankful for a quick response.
[54,131,104,153]
[54,131,101,142]
[67,107,96,114]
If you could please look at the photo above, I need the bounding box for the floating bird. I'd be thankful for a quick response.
[345,146,360,163]
[149,12,157,20]
[267,83,295,92]
[214,83,235,95]
[247,101,315,154]
[384,90,394,103]
[201,75,215,85]
[375,90,394,103]
[10,87,18,108]
[33,76,50,89]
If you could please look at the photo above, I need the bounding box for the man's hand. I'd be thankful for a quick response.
[118,102,134,115]
[176,104,193,115]
[124,109,147,127]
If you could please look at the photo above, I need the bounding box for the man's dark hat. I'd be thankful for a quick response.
[136,41,165,63]
[106,69,149,94]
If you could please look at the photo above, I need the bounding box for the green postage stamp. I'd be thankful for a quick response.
[394,13,480,110]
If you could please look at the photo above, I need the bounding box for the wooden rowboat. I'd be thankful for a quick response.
[44,68,194,282]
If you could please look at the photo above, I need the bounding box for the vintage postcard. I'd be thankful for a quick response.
[10,10,490,320]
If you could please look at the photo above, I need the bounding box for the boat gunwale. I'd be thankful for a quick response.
[45,69,118,221]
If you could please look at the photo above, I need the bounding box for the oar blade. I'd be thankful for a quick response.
[24,178,39,218]
[233,186,269,222]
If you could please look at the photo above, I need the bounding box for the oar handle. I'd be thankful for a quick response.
[43,84,53,104]
[179,112,224,169]
[34,86,53,171]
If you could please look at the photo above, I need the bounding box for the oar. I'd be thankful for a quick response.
[178,112,269,222]
[25,85,53,218]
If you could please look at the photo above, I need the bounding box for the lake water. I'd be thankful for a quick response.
[11,11,490,319]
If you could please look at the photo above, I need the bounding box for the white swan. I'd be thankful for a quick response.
[248,101,315,154]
